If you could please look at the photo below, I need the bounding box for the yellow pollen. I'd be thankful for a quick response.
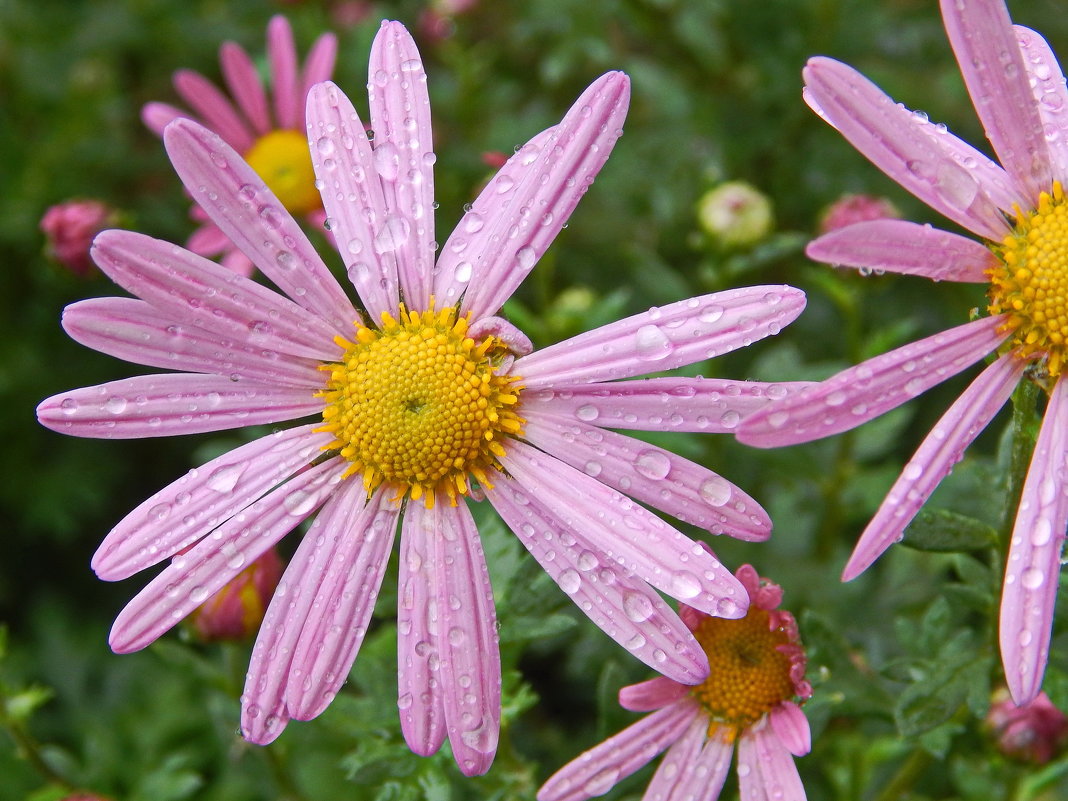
[244,129,322,217]
[688,608,796,739]
[316,303,524,507]
[988,181,1068,378]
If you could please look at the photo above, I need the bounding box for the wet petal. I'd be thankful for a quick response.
[1016,26,1068,185]
[651,718,733,801]
[173,69,253,152]
[737,721,806,801]
[769,702,812,758]
[299,32,338,118]
[220,41,270,135]
[618,676,690,712]
[142,101,187,138]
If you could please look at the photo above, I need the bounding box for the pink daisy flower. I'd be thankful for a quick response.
[37,21,806,775]
[538,562,812,801]
[739,0,1068,706]
[143,15,336,275]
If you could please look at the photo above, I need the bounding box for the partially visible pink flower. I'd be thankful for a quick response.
[189,547,284,641]
[40,200,118,276]
[539,563,812,801]
[817,193,899,235]
[330,1,374,29]
[143,16,336,275]
[739,0,1068,706]
[987,687,1068,764]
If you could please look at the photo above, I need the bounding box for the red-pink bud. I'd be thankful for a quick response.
[987,688,1068,764]
[40,199,118,276]
[189,548,284,642]
[817,193,899,234]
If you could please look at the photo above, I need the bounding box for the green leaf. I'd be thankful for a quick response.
[902,508,998,553]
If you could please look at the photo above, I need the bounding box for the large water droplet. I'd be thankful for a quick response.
[373,141,401,181]
[622,591,654,623]
[558,568,581,594]
[634,325,673,361]
[207,463,247,493]
[374,215,411,254]
[670,570,701,599]
[634,450,671,480]
[284,489,318,516]
[699,476,732,507]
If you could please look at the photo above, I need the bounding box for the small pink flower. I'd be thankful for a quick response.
[143,16,336,276]
[740,0,1068,706]
[539,564,812,801]
[189,547,284,641]
[40,200,117,276]
[817,193,899,235]
[987,688,1068,764]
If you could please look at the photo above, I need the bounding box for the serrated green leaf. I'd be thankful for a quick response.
[902,508,998,553]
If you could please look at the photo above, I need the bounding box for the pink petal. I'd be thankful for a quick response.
[536,701,700,801]
[523,377,814,433]
[941,0,1052,200]
[163,119,357,333]
[803,57,1007,240]
[618,676,690,712]
[367,21,436,309]
[738,315,1009,447]
[241,477,374,744]
[220,41,271,135]
[305,82,399,321]
[769,702,812,758]
[92,424,331,581]
[648,718,733,801]
[186,220,233,257]
[284,490,399,720]
[500,440,747,620]
[516,287,806,390]
[267,15,300,130]
[1015,25,1068,185]
[737,721,807,801]
[1001,375,1068,704]
[523,410,771,541]
[37,374,321,440]
[487,476,710,684]
[173,69,253,153]
[62,298,322,388]
[299,33,338,120]
[109,459,343,653]
[142,101,187,138]
[843,353,1024,580]
[807,219,996,283]
[449,72,631,320]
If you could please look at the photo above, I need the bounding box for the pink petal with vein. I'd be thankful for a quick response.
[142,101,186,138]
[267,15,300,130]
[220,41,270,135]
[300,33,338,116]
[769,702,812,757]
[739,721,807,801]
[1015,25,1068,185]
[648,718,732,801]
[739,315,1009,447]
[618,676,689,712]
[186,221,232,256]
[173,69,253,153]
[843,353,1023,580]
[1001,376,1068,705]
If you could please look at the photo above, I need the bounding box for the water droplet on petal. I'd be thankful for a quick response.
[634,324,673,361]
[699,476,732,507]
[207,463,247,493]
[576,404,599,422]
[634,450,671,480]
[558,568,581,594]
[622,591,654,622]
[671,570,701,599]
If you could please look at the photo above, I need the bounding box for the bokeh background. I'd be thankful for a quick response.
[4,0,1068,798]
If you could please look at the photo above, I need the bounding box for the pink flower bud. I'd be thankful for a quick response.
[987,688,1068,764]
[817,193,899,234]
[189,548,284,642]
[39,200,118,276]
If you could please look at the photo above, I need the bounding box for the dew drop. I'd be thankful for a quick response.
[373,141,401,181]
[583,767,620,796]
[284,489,318,516]
[516,245,537,271]
[699,476,732,507]
[670,570,701,599]
[634,324,673,361]
[207,463,247,493]
[576,404,600,422]
[634,450,671,480]
[1022,567,1045,590]
[622,591,654,623]
[558,568,581,594]
[104,396,128,415]
[454,261,473,283]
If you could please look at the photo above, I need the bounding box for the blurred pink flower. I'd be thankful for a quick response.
[817,193,899,235]
[987,687,1068,764]
[38,21,806,775]
[539,563,812,801]
[189,547,284,641]
[740,0,1068,707]
[143,16,336,276]
[40,199,117,276]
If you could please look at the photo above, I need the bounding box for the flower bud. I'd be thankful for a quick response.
[817,193,899,234]
[696,181,773,248]
[40,199,118,276]
[188,548,284,642]
[987,687,1068,764]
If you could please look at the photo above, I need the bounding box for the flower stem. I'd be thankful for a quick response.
[870,748,932,801]
[2,718,73,790]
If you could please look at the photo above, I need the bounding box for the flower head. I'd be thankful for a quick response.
[738,0,1068,705]
[37,21,805,775]
[987,687,1068,764]
[143,15,336,275]
[538,563,811,801]
[40,199,118,276]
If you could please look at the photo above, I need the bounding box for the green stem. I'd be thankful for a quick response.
[870,748,933,801]
[3,720,73,790]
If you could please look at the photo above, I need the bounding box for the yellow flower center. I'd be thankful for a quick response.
[244,129,322,217]
[988,181,1068,378]
[317,304,524,507]
[689,608,796,738]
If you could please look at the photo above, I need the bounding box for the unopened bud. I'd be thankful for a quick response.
[189,548,284,642]
[696,181,773,248]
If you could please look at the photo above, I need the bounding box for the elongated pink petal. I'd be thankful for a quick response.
[803,57,1007,240]
[285,491,399,720]
[305,82,399,320]
[524,377,814,433]
[737,721,806,801]
[1015,25,1068,185]
[142,101,187,137]
[109,459,343,653]
[523,411,770,540]
[367,21,436,309]
[63,298,322,388]
[1001,375,1068,705]
[501,441,747,620]
[163,119,357,333]
[488,476,710,684]
[397,505,447,757]
[653,719,733,801]
[451,72,631,320]
[516,287,806,390]
[37,374,320,440]
[173,69,253,153]
[739,315,1009,447]
[769,703,812,758]
[186,221,233,257]
[221,41,271,135]
[92,424,331,580]
[941,0,1051,200]
[536,701,700,801]
[300,33,338,117]
[641,713,714,801]
[807,219,996,283]
[267,15,300,130]
[843,354,1024,580]
[618,676,689,712]
[241,477,371,744]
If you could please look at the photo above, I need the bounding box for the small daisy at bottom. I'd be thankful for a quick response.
[539,561,812,801]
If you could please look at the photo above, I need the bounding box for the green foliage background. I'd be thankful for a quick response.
[3,0,1068,799]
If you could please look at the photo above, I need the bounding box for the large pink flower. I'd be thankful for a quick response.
[143,15,336,275]
[739,0,1068,706]
[37,22,806,775]
[538,563,812,801]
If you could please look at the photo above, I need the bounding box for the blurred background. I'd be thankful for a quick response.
[4,0,1068,798]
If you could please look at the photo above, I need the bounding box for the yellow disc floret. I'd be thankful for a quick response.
[689,608,796,739]
[317,303,524,507]
[988,181,1068,378]
[244,129,322,217]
